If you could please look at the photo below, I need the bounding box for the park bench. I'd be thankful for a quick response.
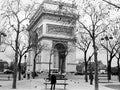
[0,74,12,80]
[44,78,68,89]
[98,75,109,82]
[44,82,68,89]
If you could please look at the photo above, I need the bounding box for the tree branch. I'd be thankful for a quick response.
[103,0,120,9]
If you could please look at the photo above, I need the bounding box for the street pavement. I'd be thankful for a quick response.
[0,74,119,90]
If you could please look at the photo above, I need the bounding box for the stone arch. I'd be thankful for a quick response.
[53,43,67,73]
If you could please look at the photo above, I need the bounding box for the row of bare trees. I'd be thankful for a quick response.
[0,0,42,88]
[73,1,109,90]
[73,0,120,90]
[0,0,75,89]
[103,0,120,83]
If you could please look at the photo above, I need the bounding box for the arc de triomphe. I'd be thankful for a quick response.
[27,0,78,73]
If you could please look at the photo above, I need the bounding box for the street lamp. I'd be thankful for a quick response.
[24,54,27,64]
[48,49,54,78]
[24,54,27,77]
[0,32,7,52]
[101,35,113,82]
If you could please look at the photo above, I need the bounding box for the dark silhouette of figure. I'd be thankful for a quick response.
[50,74,56,90]
[89,73,94,85]
[27,69,31,79]
[21,71,25,80]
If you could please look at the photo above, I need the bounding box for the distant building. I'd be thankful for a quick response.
[0,60,8,72]
[99,69,107,74]
[76,62,85,73]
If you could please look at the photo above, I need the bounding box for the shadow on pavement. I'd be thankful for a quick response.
[99,81,114,83]
[41,88,69,90]
[104,84,120,90]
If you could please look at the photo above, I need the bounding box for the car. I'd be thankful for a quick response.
[75,72,83,75]
[50,68,66,79]
[4,69,13,74]
[31,72,38,77]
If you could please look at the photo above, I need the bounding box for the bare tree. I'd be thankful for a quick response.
[75,33,93,82]
[76,1,109,90]
[103,0,120,9]
[115,49,120,82]
[103,0,120,82]
[30,31,47,79]
[1,0,38,88]
[101,37,120,80]
[17,32,34,80]
[101,17,120,80]
[114,30,120,82]
[8,32,31,80]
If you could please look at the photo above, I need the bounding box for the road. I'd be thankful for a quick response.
[0,72,120,90]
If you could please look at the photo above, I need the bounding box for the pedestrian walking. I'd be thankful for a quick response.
[89,73,94,85]
[21,71,24,80]
[50,74,56,90]
[27,69,31,79]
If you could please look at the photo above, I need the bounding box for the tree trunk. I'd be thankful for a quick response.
[18,57,22,80]
[12,28,19,89]
[85,63,88,82]
[117,58,120,82]
[108,60,112,80]
[94,50,98,90]
[49,52,52,78]
[12,55,18,89]
[33,56,36,79]
[12,32,19,89]
[18,62,21,80]
[84,51,88,82]
[92,34,98,90]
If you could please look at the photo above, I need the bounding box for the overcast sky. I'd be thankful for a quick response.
[0,0,119,67]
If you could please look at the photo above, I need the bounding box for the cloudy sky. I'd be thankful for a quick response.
[0,0,119,67]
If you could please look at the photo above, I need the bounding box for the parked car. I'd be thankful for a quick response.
[75,72,84,75]
[4,69,13,74]
[31,72,38,77]
[50,68,66,79]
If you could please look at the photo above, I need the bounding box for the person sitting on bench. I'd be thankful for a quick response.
[50,74,56,90]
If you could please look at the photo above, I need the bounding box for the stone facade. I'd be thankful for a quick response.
[27,0,78,73]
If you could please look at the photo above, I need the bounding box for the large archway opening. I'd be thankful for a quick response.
[53,43,67,73]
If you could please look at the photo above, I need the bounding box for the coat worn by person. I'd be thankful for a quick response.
[51,75,56,84]
[89,73,94,80]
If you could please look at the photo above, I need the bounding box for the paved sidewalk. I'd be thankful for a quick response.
[0,77,116,90]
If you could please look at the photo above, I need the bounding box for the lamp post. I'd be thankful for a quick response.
[101,35,113,82]
[0,32,7,52]
[24,54,27,77]
[48,49,53,78]
[0,32,6,45]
